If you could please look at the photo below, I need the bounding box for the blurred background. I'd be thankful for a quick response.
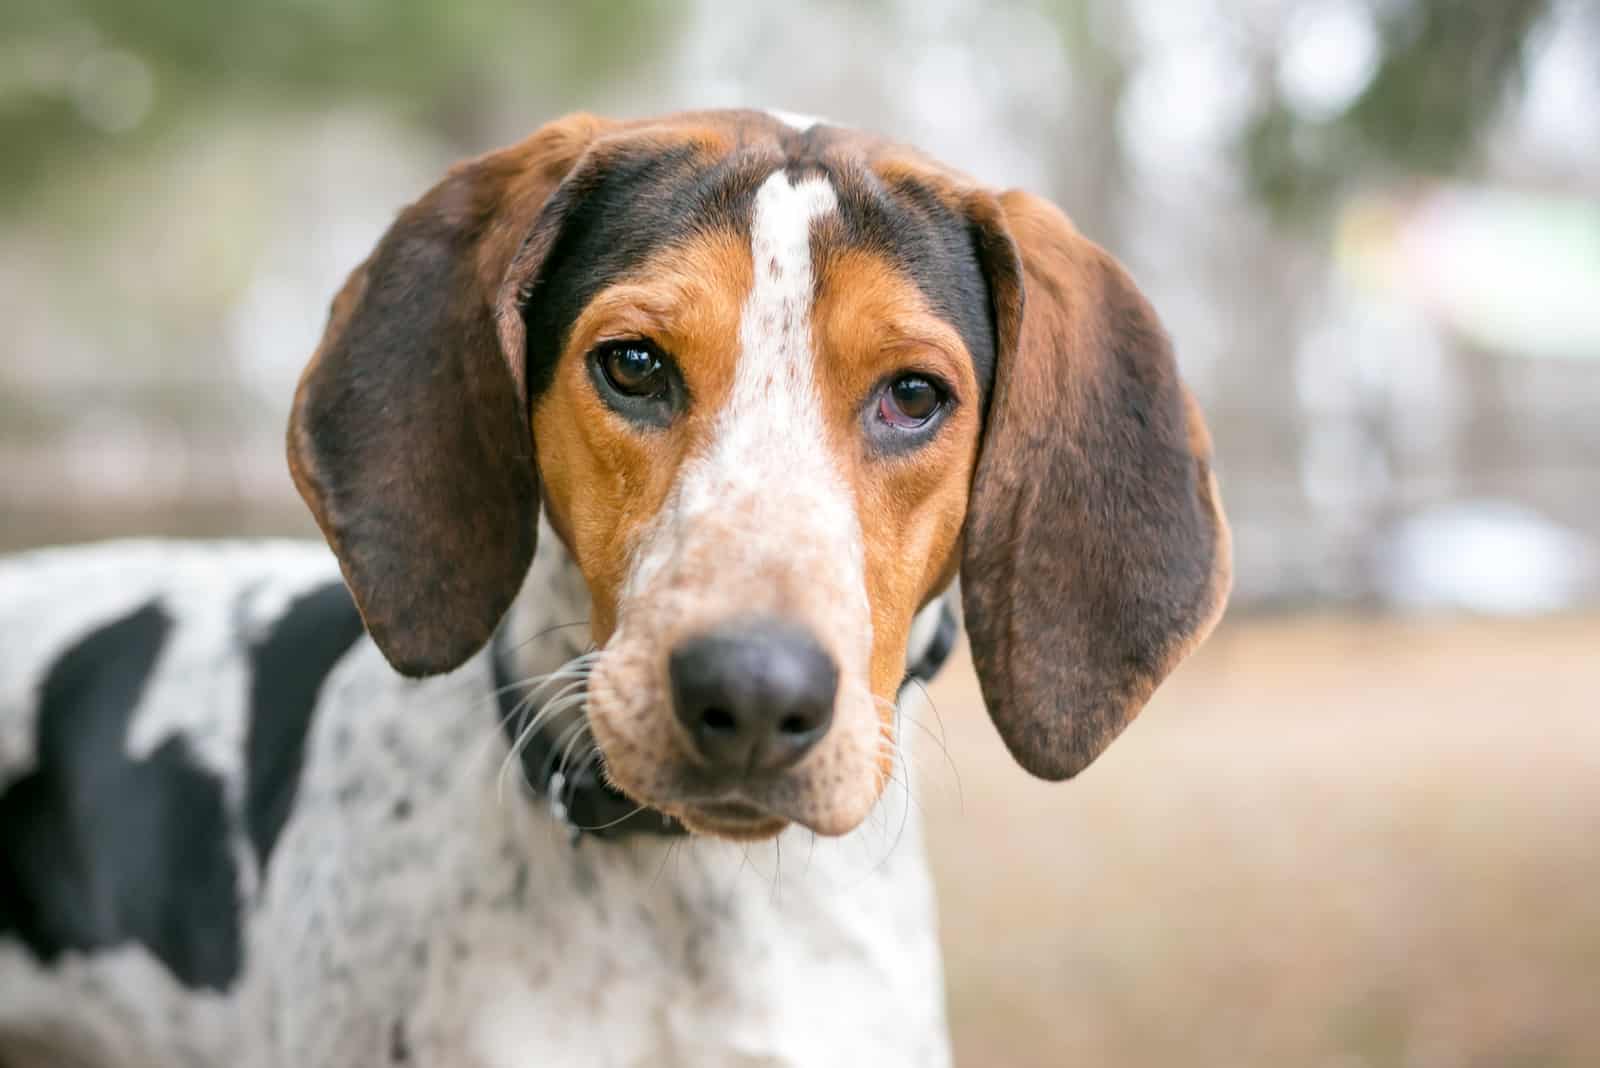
[2,0,1596,1064]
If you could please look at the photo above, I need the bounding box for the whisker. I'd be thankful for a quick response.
[651,839,679,891]
[493,647,605,808]
[555,720,593,782]
[736,845,753,892]
[504,677,590,757]
[538,718,584,778]
[498,688,589,801]
[500,620,594,659]
[417,625,593,741]
[865,753,916,873]
[489,665,588,701]
[572,799,651,834]
[771,835,783,905]
[899,713,962,812]
[868,685,962,811]
[909,677,950,750]
[493,661,598,736]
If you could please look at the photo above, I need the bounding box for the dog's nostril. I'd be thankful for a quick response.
[701,706,738,733]
[777,714,812,736]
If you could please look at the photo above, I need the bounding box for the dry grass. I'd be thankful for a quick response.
[916,614,1600,1068]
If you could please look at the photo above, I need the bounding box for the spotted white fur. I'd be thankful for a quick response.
[0,161,955,1068]
[0,536,951,1067]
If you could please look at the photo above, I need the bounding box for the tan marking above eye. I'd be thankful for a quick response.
[810,245,983,702]
[813,248,974,433]
[531,228,753,642]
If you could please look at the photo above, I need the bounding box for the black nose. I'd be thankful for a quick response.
[669,619,838,775]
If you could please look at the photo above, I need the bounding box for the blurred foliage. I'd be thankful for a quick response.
[1244,0,1557,219]
[0,0,680,207]
[0,0,1585,221]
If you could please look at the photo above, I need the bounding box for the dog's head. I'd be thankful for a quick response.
[288,110,1231,839]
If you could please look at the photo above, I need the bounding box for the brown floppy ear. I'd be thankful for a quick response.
[287,114,612,677]
[961,190,1232,780]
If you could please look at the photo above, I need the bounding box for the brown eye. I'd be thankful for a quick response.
[878,374,944,428]
[599,341,666,397]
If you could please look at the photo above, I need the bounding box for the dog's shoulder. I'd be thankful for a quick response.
[0,538,367,995]
[1,538,354,773]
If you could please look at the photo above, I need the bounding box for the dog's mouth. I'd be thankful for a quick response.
[673,799,790,840]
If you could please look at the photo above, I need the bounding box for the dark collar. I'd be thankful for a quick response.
[491,631,685,842]
[905,601,960,686]
[489,601,959,844]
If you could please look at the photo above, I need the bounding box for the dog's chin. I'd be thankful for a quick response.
[602,765,882,841]
[672,801,791,841]
[586,681,886,841]
[592,739,888,841]
[664,788,881,840]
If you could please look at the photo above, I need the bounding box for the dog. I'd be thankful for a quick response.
[0,109,1230,1067]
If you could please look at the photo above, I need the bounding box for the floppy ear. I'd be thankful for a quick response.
[287,113,612,677]
[961,190,1232,780]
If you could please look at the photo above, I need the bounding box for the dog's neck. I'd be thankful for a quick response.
[491,517,675,838]
[500,514,598,682]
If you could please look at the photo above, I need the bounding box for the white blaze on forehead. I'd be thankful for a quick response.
[691,168,847,537]
[766,108,826,132]
[623,168,869,657]
[731,169,838,437]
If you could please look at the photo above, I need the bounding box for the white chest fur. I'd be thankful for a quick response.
[254,642,951,1068]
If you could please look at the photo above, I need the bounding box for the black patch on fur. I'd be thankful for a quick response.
[243,580,366,872]
[0,601,242,990]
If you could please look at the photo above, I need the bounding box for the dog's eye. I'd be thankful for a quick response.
[878,374,944,429]
[598,341,667,398]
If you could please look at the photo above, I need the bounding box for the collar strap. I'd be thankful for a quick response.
[491,631,685,843]
[491,600,960,845]
[903,601,959,688]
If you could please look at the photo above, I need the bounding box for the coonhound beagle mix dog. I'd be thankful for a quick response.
[0,109,1230,1067]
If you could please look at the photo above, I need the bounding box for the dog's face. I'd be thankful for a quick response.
[288,111,1231,839]
[529,154,990,836]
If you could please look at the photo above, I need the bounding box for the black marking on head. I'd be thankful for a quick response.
[0,601,242,990]
[521,144,770,403]
[243,580,366,872]
[821,165,999,403]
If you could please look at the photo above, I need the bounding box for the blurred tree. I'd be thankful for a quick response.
[2,0,1580,221]
[0,0,680,209]
[1243,0,1559,221]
